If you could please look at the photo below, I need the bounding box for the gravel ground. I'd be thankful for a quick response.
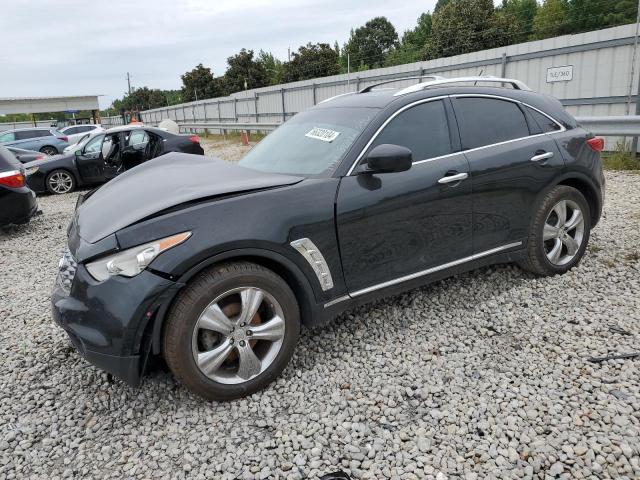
[1,147,639,479]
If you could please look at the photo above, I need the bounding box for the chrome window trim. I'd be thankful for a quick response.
[349,241,523,298]
[345,94,566,176]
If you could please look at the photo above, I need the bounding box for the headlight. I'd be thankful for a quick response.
[25,166,39,176]
[85,232,191,282]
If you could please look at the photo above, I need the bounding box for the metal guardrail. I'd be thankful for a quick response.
[576,116,640,136]
[179,121,281,132]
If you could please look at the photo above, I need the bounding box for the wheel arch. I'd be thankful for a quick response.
[39,145,58,154]
[554,174,602,226]
[150,248,321,355]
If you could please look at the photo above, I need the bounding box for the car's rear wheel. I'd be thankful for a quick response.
[46,169,76,194]
[163,261,300,401]
[519,185,591,276]
[39,146,58,156]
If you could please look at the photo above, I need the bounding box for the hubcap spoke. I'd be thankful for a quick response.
[250,315,285,341]
[239,288,263,325]
[562,235,580,256]
[237,344,262,379]
[553,200,567,226]
[543,223,560,240]
[547,238,563,263]
[197,339,234,376]
[564,209,583,231]
[197,303,234,334]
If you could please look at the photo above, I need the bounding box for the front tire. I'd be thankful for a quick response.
[163,262,300,401]
[46,169,76,194]
[519,185,591,276]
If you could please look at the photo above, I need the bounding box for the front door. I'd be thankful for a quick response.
[75,134,106,184]
[336,98,473,294]
[451,95,565,254]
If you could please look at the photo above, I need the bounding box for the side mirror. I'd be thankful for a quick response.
[363,144,412,174]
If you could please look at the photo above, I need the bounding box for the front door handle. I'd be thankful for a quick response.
[438,172,468,184]
[530,151,554,162]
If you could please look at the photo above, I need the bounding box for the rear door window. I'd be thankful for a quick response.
[126,130,149,150]
[369,100,452,162]
[454,97,530,150]
[526,107,562,133]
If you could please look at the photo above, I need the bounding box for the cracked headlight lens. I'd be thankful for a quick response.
[86,232,191,281]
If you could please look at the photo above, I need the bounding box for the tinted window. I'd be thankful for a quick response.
[370,100,452,162]
[455,98,530,149]
[63,126,79,135]
[526,107,561,133]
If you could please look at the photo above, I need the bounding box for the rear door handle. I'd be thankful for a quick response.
[530,151,554,162]
[438,172,468,184]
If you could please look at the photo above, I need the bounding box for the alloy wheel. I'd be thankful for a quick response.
[41,146,57,156]
[543,199,585,266]
[48,172,74,194]
[191,287,286,384]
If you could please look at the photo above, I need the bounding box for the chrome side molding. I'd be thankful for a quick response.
[290,238,334,291]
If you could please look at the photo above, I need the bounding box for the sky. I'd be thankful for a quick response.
[0,0,449,109]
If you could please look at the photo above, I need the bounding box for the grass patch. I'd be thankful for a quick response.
[602,140,640,171]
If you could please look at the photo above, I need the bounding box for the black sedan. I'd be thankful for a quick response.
[52,77,605,400]
[6,146,47,164]
[25,126,204,194]
[0,145,38,226]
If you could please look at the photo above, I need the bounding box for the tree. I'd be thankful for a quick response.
[343,17,399,69]
[258,50,284,85]
[434,0,450,12]
[567,0,637,33]
[114,87,169,111]
[221,49,269,95]
[282,43,340,82]
[531,0,570,39]
[427,0,515,59]
[385,13,433,66]
[181,64,222,102]
[498,0,538,42]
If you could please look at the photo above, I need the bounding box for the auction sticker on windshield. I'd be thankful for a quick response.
[305,127,340,142]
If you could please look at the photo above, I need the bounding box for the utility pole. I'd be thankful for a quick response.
[287,47,291,62]
[127,72,132,95]
[194,87,198,102]
[347,54,351,87]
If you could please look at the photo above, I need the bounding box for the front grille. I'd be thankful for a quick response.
[56,247,77,295]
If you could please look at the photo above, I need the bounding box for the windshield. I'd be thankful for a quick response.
[239,107,378,176]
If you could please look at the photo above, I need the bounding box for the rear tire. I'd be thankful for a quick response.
[39,146,58,156]
[163,261,300,401]
[45,169,76,194]
[519,185,591,276]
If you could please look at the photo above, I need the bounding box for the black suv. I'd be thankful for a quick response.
[52,77,605,400]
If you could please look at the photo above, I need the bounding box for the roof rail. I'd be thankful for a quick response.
[359,75,446,93]
[394,76,531,96]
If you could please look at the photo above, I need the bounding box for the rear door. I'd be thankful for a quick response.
[451,95,564,254]
[336,98,473,294]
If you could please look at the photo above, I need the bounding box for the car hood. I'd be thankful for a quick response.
[75,152,304,243]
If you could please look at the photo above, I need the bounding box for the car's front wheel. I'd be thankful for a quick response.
[519,185,591,276]
[46,169,76,194]
[163,261,300,401]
